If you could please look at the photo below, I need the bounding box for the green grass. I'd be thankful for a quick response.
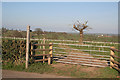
[2,61,54,74]
[2,61,25,71]
[98,67,118,78]
[52,64,118,78]
[2,61,119,78]
[25,62,54,74]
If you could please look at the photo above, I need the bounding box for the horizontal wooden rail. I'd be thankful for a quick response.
[54,47,109,52]
[31,49,53,51]
[110,54,120,59]
[31,54,51,57]
[32,44,53,46]
[110,59,120,65]
[60,59,108,65]
[111,65,120,72]
[34,59,48,62]
[53,51,110,57]
[54,43,110,48]
[110,47,120,52]
[56,61,108,67]
[54,54,109,60]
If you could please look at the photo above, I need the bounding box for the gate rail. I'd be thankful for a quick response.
[110,47,120,72]
[30,43,53,65]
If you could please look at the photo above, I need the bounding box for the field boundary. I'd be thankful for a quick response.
[2,37,119,44]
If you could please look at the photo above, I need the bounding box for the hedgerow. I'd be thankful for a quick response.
[2,39,26,65]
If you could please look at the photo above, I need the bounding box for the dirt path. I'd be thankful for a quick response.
[2,70,71,78]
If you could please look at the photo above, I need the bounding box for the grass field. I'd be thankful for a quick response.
[2,28,118,42]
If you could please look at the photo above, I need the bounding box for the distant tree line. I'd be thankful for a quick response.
[2,27,26,38]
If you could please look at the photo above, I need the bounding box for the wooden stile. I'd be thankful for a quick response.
[30,41,53,65]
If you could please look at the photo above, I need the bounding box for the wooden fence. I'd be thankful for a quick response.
[25,26,53,69]
[2,37,119,44]
[110,47,120,72]
[54,52,110,67]
[30,43,53,65]
[52,39,112,67]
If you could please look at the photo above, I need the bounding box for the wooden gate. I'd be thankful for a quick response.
[30,43,53,65]
[25,26,53,69]
[53,43,110,67]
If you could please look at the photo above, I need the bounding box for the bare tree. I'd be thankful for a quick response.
[73,20,90,44]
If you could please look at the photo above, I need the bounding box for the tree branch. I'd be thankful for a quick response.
[73,24,80,31]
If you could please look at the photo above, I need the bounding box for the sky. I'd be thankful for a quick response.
[2,2,118,34]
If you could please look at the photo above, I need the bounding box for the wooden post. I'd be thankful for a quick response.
[48,43,53,65]
[31,44,33,59]
[43,38,45,63]
[26,26,30,69]
[40,41,42,49]
[48,55,51,65]
[49,43,53,57]
[110,47,115,69]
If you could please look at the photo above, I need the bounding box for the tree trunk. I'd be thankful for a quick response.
[79,30,83,44]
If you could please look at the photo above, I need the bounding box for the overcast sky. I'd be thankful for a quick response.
[2,2,118,34]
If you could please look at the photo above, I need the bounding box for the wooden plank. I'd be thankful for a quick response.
[31,49,53,51]
[66,55,109,60]
[58,59,108,65]
[34,59,48,62]
[110,47,115,69]
[111,65,120,72]
[56,61,107,67]
[110,54,120,59]
[54,56,110,63]
[53,43,110,48]
[54,55,109,60]
[110,59,120,65]
[31,54,51,56]
[59,58,108,63]
[54,52,110,57]
[54,47,109,52]
[32,44,53,46]
[110,47,120,52]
